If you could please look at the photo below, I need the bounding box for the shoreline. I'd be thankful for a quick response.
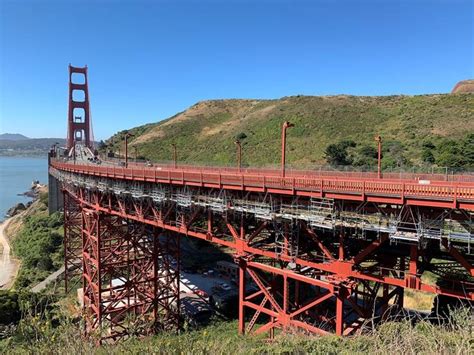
[0,184,45,290]
[0,216,19,290]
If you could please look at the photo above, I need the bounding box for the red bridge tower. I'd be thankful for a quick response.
[67,65,93,150]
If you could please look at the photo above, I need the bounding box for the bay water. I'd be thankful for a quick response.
[0,156,48,221]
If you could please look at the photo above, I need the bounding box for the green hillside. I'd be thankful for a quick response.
[104,94,474,170]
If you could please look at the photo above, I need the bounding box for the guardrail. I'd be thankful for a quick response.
[50,159,474,210]
[102,156,474,183]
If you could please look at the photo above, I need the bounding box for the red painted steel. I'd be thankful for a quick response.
[63,191,82,293]
[75,200,180,342]
[67,65,93,150]
[58,182,473,339]
[51,160,474,211]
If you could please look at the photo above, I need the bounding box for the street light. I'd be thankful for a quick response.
[281,121,294,177]
[375,135,382,179]
[123,132,134,168]
[234,140,242,172]
[171,143,177,169]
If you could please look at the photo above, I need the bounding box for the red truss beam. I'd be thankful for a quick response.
[63,185,474,302]
[441,238,474,277]
[238,259,405,336]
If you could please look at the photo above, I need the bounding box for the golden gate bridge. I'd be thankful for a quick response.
[48,65,474,342]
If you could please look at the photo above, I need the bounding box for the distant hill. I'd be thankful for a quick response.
[452,79,474,93]
[0,136,66,157]
[0,133,30,141]
[105,93,474,169]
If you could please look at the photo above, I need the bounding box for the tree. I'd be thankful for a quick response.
[421,140,436,164]
[461,133,474,167]
[353,145,378,167]
[235,132,247,141]
[384,141,410,168]
[436,140,464,167]
[325,142,352,166]
[0,291,21,324]
[422,149,435,164]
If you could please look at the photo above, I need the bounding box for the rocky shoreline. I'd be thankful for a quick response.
[5,181,45,218]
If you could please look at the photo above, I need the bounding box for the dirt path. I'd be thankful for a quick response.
[0,218,19,289]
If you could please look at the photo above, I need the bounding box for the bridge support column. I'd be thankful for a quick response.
[80,205,180,342]
[238,257,247,335]
[63,191,82,293]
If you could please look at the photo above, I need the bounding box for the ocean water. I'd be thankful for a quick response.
[0,156,48,221]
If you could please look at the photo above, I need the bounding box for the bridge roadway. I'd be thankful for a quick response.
[50,159,474,211]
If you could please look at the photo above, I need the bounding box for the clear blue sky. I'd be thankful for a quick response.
[0,0,472,140]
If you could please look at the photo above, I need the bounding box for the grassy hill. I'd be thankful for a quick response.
[0,138,66,157]
[105,93,473,170]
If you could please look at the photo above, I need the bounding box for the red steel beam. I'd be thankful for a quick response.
[64,186,474,301]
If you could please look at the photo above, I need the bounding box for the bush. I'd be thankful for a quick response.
[38,192,48,207]
[325,141,354,166]
[11,212,64,288]
[0,291,21,325]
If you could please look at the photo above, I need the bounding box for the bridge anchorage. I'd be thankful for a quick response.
[49,67,474,342]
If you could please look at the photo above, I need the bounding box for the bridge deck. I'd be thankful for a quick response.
[51,160,474,211]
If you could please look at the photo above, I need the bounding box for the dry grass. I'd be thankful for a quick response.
[1,309,472,354]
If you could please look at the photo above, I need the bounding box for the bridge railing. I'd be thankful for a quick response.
[50,159,474,207]
[98,156,474,183]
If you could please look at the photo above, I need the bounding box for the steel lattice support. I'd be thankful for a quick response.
[63,190,83,293]
[58,181,474,341]
[155,231,181,332]
[74,195,180,343]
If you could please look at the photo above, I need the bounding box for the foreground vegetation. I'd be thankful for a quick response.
[9,194,63,289]
[1,311,472,354]
[104,93,474,170]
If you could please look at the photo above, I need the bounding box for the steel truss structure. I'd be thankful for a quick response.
[63,191,83,292]
[54,166,474,341]
[64,192,180,343]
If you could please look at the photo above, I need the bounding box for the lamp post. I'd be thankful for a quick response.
[281,121,294,177]
[172,143,177,169]
[375,135,382,179]
[124,132,134,168]
[134,146,138,163]
[234,140,242,172]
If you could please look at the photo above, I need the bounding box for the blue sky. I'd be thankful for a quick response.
[0,0,472,140]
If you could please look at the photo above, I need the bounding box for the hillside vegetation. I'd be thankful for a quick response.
[7,194,63,289]
[105,94,473,170]
[0,138,66,157]
[1,315,472,354]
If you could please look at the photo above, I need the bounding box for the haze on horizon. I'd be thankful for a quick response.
[0,0,472,140]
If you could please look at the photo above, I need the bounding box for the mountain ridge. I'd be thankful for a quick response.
[0,133,30,141]
[104,93,473,169]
